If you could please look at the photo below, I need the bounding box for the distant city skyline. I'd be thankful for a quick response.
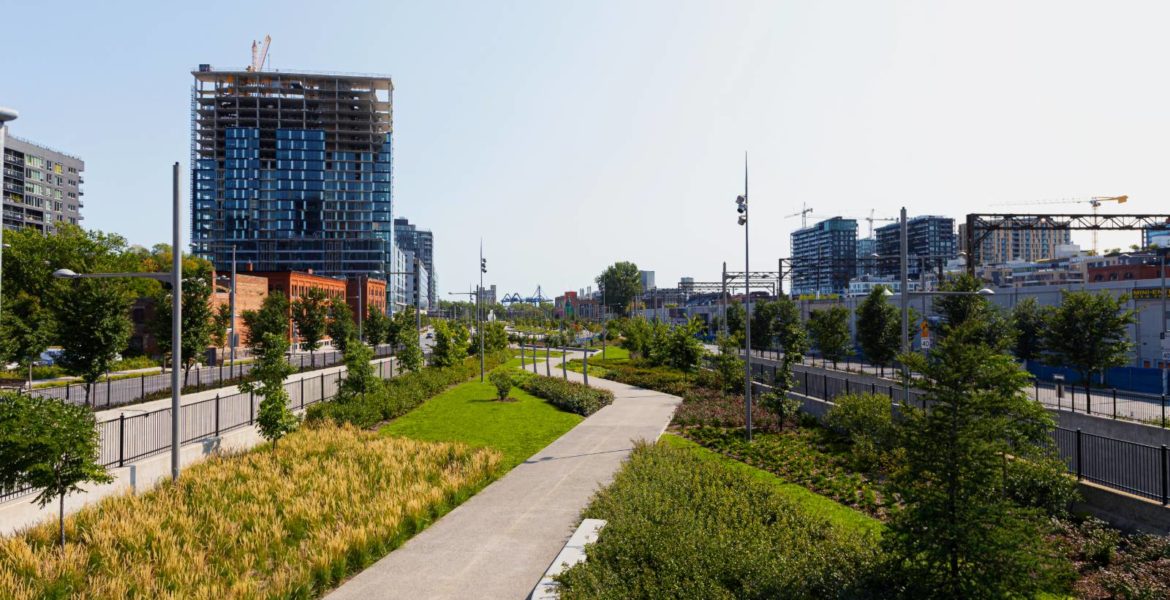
[2,0,1167,296]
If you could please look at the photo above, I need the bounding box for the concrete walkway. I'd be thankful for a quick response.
[327,365,680,600]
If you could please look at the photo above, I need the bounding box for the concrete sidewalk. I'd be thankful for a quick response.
[327,366,680,600]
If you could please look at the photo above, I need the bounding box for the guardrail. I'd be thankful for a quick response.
[0,358,398,504]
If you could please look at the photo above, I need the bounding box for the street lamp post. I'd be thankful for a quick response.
[479,244,486,382]
[735,155,752,442]
[53,162,183,481]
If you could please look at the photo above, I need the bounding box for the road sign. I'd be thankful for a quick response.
[921,338,931,350]
[920,320,929,338]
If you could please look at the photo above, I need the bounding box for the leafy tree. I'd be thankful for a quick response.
[150,262,216,386]
[1,292,55,387]
[772,297,808,396]
[430,320,469,367]
[725,301,746,342]
[0,392,112,546]
[239,332,298,450]
[327,297,357,354]
[364,307,391,347]
[807,305,852,368]
[1042,290,1136,394]
[887,320,1068,598]
[338,338,381,401]
[242,291,290,354]
[1011,297,1044,368]
[56,278,132,406]
[749,299,781,351]
[663,318,705,375]
[712,333,745,393]
[472,321,508,355]
[856,286,901,375]
[932,274,1012,351]
[291,288,330,367]
[397,330,424,373]
[211,303,232,363]
[595,261,642,316]
[622,317,654,359]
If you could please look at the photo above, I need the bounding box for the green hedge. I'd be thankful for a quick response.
[306,351,511,428]
[520,375,614,416]
[557,441,880,599]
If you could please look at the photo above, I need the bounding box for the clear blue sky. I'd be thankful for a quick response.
[3,1,1168,297]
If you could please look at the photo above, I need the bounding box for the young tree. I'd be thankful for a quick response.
[712,333,745,393]
[725,301,746,342]
[886,320,1067,598]
[663,317,706,375]
[242,291,290,354]
[1,292,55,387]
[364,307,391,347]
[150,263,216,386]
[211,303,232,364]
[773,297,809,395]
[338,338,381,401]
[856,286,901,376]
[595,261,642,316]
[749,299,780,351]
[1042,290,1137,395]
[291,288,330,367]
[239,332,298,450]
[0,393,112,546]
[489,370,514,401]
[430,320,469,367]
[622,317,654,359]
[327,297,357,354]
[471,321,508,355]
[932,274,1012,351]
[56,278,132,406]
[1011,297,1044,369]
[397,329,424,372]
[807,305,852,368]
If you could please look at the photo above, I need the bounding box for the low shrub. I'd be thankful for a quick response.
[557,441,881,599]
[306,350,511,428]
[1055,517,1170,599]
[520,375,614,416]
[672,386,782,431]
[1004,454,1080,517]
[488,370,514,401]
[0,423,499,598]
[824,393,898,471]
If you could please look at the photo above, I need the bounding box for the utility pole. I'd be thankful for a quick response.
[171,163,183,481]
[1162,251,1167,396]
[479,243,486,382]
[230,245,237,368]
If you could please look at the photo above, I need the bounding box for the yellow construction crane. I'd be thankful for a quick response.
[247,35,271,72]
[990,195,1128,254]
[863,209,897,238]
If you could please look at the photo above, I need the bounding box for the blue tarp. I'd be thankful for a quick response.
[1026,362,1167,395]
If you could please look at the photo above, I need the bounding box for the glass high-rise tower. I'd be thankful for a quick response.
[190,66,394,278]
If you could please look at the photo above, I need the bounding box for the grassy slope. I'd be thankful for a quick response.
[381,377,582,471]
[661,433,883,537]
[502,350,564,370]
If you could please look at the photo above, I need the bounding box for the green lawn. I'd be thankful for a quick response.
[661,433,883,537]
[503,349,564,370]
[381,375,582,470]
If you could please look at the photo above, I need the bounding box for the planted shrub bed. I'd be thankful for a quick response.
[557,441,880,599]
[306,351,511,428]
[0,423,499,598]
[520,375,614,416]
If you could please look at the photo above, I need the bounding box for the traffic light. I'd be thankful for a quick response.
[480,258,487,273]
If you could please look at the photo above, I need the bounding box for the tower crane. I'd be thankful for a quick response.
[863,209,897,238]
[990,195,1128,254]
[247,35,271,72]
[785,202,814,229]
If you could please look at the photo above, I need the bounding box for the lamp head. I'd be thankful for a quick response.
[52,268,79,279]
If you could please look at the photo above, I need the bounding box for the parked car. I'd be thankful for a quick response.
[37,349,64,366]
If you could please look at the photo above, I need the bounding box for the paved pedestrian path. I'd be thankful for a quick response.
[327,363,680,600]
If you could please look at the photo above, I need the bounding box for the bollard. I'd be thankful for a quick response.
[545,346,550,376]
[583,348,589,387]
[1075,429,1083,480]
[141,375,146,400]
[249,390,254,424]
[215,394,221,437]
[1112,388,1117,420]
[118,413,126,468]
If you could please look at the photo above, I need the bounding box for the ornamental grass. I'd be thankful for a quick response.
[0,423,499,599]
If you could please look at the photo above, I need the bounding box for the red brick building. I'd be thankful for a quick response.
[211,271,269,351]
[347,277,388,320]
[250,271,347,345]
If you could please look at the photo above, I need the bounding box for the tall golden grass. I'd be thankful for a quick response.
[0,423,499,599]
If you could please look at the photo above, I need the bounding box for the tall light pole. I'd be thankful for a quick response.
[230,245,237,368]
[736,154,752,442]
[0,107,19,327]
[52,163,183,481]
[1162,251,1167,396]
[899,207,909,406]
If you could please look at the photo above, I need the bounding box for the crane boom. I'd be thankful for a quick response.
[248,35,271,72]
[988,195,1128,253]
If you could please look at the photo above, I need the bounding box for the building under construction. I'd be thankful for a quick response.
[190,62,394,280]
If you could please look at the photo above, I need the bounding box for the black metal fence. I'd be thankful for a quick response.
[757,363,1170,505]
[23,345,394,410]
[0,358,398,504]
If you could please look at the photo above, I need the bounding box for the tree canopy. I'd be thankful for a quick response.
[595,261,642,316]
[807,305,852,367]
[1041,290,1136,389]
[856,286,901,370]
[291,288,331,366]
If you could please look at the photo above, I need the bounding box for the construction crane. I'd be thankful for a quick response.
[785,202,814,229]
[990,195,1128,253]
[247,35,271,72]
[863,209,897,238]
